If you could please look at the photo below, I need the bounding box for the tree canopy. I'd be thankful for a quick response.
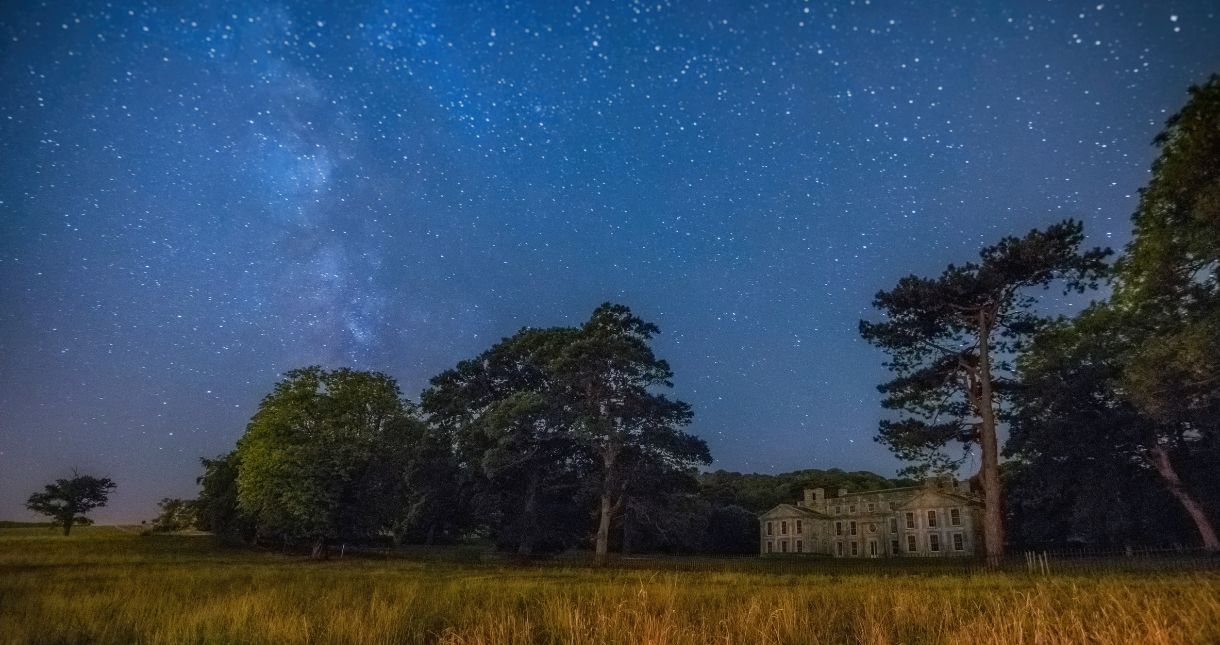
[860,220,1110,559]
[557,303,711,565]
[423,303,710,563]
[26,472,117,536]
[1006,75,1220,551]
[234,366,424,558]
[422,327,588,554]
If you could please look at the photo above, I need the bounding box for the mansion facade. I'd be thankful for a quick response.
[759,477,982,558]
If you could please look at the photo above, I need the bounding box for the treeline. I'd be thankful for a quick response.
[177,432,912,557]
[186,304,716,560]
[859,75,1220,554]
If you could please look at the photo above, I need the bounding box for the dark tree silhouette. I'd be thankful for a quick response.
[860,221,1109,561]
[26,471,117,535]
[554,304,710,566]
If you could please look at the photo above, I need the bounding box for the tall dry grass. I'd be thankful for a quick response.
[1,527,1217,644]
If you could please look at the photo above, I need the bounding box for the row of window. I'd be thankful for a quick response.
[904,508,962,529]
[765,519,805,536]
[765,532,966,556]
[765,539,807,553]
[765,509,964,539]
[832,501,886,515]
[895,532,965,553]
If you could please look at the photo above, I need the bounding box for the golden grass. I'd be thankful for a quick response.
[1,527,1217,644]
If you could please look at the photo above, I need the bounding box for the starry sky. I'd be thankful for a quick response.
[1,1,1217,523]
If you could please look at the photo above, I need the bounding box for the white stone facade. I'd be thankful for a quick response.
[758,478,982,557]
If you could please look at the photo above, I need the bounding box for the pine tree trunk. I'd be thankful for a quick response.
[976,309,1006,564]
[62,520,72,536]
[1150,445,1220,551]
[594,448,618,567]
[594,493,613,566]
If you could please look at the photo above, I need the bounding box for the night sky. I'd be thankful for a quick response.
[2,1,1217,523]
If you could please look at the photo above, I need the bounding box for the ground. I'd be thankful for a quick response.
[1,527,1217,644]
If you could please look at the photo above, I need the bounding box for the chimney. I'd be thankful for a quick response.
[802,489,814,507]
[838,488,848,498]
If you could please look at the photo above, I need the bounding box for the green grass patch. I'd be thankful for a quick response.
[1,527,1217,644]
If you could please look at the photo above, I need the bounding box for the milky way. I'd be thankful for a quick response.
[1,1,1217,521]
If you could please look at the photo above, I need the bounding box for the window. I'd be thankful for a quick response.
[796,519,803,534]
[953,533,964,551]
[767,541,774,553]
[849,504,857,514]
[781,540,788,553]
[929,534,940,552]
[796,540,803,553]
[927,510,938,528]
[834,506,841,515]
[850,542,859,556]
[836,542,844,556]
[868,523,877,533]
[849,521,857,536]
[891,540,900,554]
[781,521,788,535]
[835,521,843,536]
[905,512,915,529]
[889,518,898,534]
[868,503,875,513]
[869,541,878,556]
[906,535,917,552]
[766,521,773,536]
[950,508,961,526]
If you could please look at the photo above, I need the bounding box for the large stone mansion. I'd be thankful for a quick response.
[759,477,982,557]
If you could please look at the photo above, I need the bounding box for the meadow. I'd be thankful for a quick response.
[1,527,1218,644]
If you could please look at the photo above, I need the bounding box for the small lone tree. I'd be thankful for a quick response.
[26,472,117,535]
[151,498,198,533]
[859,220,1108,561]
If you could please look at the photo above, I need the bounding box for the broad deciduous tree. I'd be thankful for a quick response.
[423,327,588,555]
[1102,75,1220,550]
[423,304,710,563]
[26,472,116,535]
[235,366,421,558]
[195,452,256,542]
[1009,304,1217,548]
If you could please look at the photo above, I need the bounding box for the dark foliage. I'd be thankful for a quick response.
[25,472,116,536]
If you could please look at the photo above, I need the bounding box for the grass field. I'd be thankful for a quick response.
[1,527,1218,644]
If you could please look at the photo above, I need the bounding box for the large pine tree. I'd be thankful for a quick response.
[860,221,1108,561]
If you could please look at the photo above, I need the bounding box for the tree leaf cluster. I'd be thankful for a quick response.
[25,472,116,536]
[1007,75,1220,550]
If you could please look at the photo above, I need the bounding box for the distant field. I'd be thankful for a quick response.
[1,527,1218,644]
